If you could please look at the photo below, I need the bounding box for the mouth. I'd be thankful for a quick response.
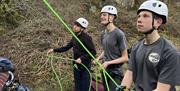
[100,19,105,22]
[137,25,143,28]
[101,18,106,21]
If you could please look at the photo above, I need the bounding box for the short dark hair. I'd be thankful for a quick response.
[153,12,161,20]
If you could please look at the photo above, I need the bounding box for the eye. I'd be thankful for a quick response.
[143,14,149,17]
[101,13,107,16]
[137,14,140,18]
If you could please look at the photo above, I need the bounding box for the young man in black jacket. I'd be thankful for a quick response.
[48,17,96,91]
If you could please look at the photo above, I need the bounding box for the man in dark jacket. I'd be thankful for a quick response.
[48,17,96,91]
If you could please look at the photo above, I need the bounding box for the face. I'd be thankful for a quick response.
[136,11,154,33]
[73,23,81,33]
[100,12,115,25]
[100,12,109,25]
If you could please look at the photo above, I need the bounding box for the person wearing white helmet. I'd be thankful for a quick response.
[96,5,128,91]
[120,0,180,91]
[47,17,96,91]
[75,18,88,28]
[100,5,118,26]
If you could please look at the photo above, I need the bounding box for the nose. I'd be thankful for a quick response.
[137,17,142,24]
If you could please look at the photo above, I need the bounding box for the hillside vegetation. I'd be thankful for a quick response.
[0,0,180,91]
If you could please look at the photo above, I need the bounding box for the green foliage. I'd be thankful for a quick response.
[0,0,24,29]
[0,26,5,35]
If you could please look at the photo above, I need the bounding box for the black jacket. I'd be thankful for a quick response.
[53,32,96,69]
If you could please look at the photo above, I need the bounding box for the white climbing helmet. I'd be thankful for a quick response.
[138,0,168,24]
[75,17,88,28]
[101,5,117,16]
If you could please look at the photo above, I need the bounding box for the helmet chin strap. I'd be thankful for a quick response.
[143,27,155,35]
[104,22,110,26]
[104,14,113,27]
[144,14,155,35]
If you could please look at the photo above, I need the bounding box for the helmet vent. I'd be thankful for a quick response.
[108,7,113,10]
[152,3,157,7]
[82,21,86,24]
[158,4,162,7]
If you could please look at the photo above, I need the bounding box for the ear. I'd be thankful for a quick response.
[154,18,163,29]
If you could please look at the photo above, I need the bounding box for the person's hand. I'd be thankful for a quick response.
[92,58,99,65]
[102,62,109,68]
[47,49,54,54]
[97,56,103,61]
[75,58,81,64]
[91,60,96,65]
[92,57,103,65]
